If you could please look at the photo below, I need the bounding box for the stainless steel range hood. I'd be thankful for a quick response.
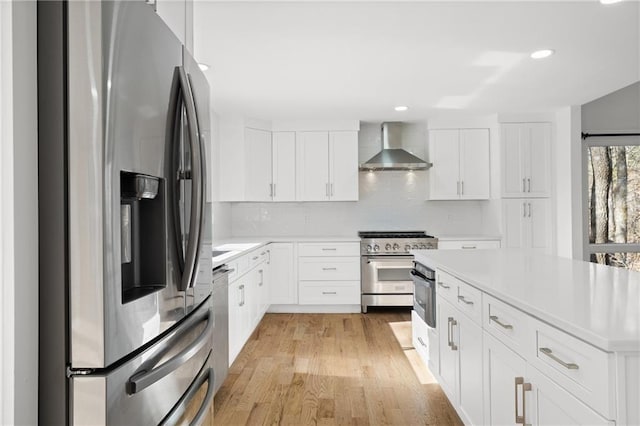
[359,122,430,171]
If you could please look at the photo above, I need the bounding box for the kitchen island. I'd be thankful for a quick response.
[410,248,639,426]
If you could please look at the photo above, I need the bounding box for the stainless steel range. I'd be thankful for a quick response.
[359,231,437,313]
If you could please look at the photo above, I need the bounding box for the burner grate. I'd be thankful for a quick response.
[358,231,432,239]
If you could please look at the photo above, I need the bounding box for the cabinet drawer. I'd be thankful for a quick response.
[298,257,360,281]
[298,242,360,257]
[529,318,616,419]
[456,280,482,324]
[483,294,528,353]
[299,281,360,304]
[438,240,501,250]
[412,310,429,362]
[436,270,458,303]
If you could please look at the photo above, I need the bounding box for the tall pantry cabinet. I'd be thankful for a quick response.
[500,123,552,250]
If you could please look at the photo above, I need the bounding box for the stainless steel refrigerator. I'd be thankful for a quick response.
[37,1,214,424]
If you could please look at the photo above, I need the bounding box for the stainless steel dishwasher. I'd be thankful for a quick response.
[212,265,231,395]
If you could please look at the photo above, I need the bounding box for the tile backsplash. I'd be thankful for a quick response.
[231,171,497,237]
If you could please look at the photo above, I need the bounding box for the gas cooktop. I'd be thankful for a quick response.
[358,231,438,254]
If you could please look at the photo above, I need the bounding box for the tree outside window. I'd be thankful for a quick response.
[586,138,640,271]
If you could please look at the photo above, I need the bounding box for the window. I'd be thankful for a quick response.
[585,137,640,271]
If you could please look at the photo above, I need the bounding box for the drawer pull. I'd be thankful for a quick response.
[515,377,532,425]
[322,291,337,295]
[490,315,513,330]
[457,295,474,305]
[322,267,337,271]
[260,251,266,255]
[539,347,579,370]
[438,282,450,289]
[417,337,427,348]
[252,256,258,260]
[461,245,477,249]
[322,248,337,251]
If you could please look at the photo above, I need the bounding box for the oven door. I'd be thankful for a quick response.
[361,256,414,294]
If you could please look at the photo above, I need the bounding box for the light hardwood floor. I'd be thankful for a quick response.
[212,311,463,426]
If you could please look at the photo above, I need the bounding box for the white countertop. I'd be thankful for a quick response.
[211,236,360,269]
[412,248,640,352]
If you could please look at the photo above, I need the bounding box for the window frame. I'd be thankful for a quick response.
[582,135,640,268]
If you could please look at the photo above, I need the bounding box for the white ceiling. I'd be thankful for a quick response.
[193,1,640,121]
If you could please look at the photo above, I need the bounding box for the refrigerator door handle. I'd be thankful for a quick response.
[127,309,212,394]
[177,66,204,292]
[159,365,215,426]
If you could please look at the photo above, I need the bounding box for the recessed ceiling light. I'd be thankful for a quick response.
[600,0,623,4]
[530,49,555,59]
[394,105,409,112]
[198,63,210,71]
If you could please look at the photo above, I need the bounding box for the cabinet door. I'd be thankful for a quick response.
[528,198,551,250]
[329,131,359,201]
[245,128,272,201]
[437,299,459,400]
[428,130,461,200]
[527,365,613,426]
[526,123,551,198]
[483,332,527,426]
[272,132,296,202]
[501,124,527,198]
[459,129,490,200]
[228,279,244,364]
[297,131,329,201]
[268,243,296,305]
[502,199,526,248]
[458,313,484,425]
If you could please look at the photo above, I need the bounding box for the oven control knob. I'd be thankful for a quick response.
[419,244,427,249]
[366,244,373,252]
[373,244,380,252]
[393,243,400,250]
[412,244,419,249]
[404,244,411,251]
[385,243,392,251]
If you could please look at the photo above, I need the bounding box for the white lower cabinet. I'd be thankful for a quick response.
[437,298,484,425]
[268,243,297,305]
[228,248,270,365]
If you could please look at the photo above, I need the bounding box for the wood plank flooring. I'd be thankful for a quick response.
[213,311,463,426]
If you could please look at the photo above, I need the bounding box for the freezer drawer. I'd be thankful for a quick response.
[71,299,214,425]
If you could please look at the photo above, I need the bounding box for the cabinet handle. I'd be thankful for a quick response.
[515,377,532,425]
[258,270,263,286]
[326,183,329,197]
[322,267,337,271]
[273,183,276,197]
[252,256,259,261]
[461,245,476,249]
[523,202,526,218]
[448,317,458,350]
[321,248,337,251]
[322,291,337,295]
[539,347,579,370]
[522,178,526,193]
[490,315,513,330]
[417,337,427,348]
[456,181,460,195]
[269,183,273,197]
[528,203,531,218]
[330,183,334,196]
[457,295,474,305]
[239,284,245,306]
[438,281,450,289]
[461,181,464,195]
[527,178,531,193]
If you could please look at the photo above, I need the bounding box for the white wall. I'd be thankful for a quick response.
[0,1,38,424]
[209,112,232,240]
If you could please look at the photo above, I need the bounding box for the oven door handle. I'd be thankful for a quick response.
[410,269,428,281]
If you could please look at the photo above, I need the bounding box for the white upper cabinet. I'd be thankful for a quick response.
[329,131,359,201]
[154,0,193,52]
[297,131,358,201]
[244,128,272,202]
[428,129,490,200]
[272,132,296,202]
[501,123,551,198]
[502,198,551,250]
[297,131,330,201]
